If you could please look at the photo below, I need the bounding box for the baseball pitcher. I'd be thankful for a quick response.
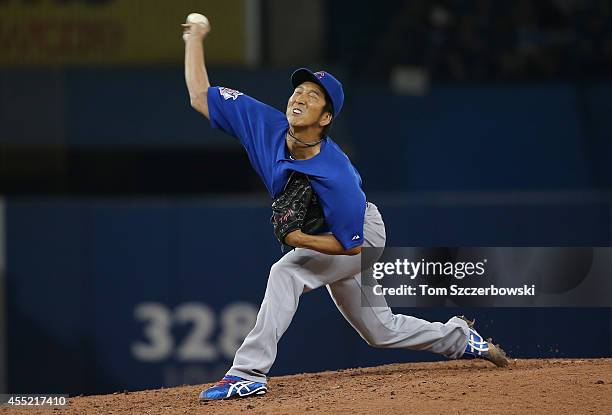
[182,14,509,401]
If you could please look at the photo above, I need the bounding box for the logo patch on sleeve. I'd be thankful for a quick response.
[219,87,243,101]
[352,235,361,240]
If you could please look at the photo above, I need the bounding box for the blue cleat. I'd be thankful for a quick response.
[459,316,510,367]
[199,375,268,401]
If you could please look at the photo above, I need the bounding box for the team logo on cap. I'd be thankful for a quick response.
[314,71,325,79]
[219,87,243,101]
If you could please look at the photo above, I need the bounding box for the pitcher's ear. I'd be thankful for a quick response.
[320,112,332,127]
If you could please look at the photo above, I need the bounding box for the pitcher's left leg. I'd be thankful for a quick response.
[225,246,365,382]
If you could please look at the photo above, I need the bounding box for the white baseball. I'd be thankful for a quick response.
[186,13,210,28]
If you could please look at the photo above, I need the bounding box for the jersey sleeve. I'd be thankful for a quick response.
[207,86,286,192]
[207,86,283,151]
[324,182,367,251]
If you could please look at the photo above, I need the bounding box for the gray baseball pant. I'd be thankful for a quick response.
[227,202,469,383]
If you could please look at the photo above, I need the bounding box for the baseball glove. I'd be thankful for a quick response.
[302,190,326,235]
[271,172,326,244]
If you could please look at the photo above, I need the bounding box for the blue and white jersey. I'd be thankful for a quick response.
[207,86,366,250]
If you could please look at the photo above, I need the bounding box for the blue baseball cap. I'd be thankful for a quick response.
[290,68,344,118]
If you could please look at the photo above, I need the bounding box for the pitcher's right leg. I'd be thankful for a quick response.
[327,274,470,358]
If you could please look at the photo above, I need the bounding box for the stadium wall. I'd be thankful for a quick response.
[5,196,611,394]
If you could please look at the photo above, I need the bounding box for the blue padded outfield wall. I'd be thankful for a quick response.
[5,196,612,395]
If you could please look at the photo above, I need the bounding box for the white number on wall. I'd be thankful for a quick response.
[218,303,258,360]
[175,303,217,361]
[131,303,174,361]
[131,302,257,362]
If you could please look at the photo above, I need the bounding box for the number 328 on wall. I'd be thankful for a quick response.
[131,302,257,362]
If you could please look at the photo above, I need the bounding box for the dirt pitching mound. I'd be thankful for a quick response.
[9,359,612,415]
